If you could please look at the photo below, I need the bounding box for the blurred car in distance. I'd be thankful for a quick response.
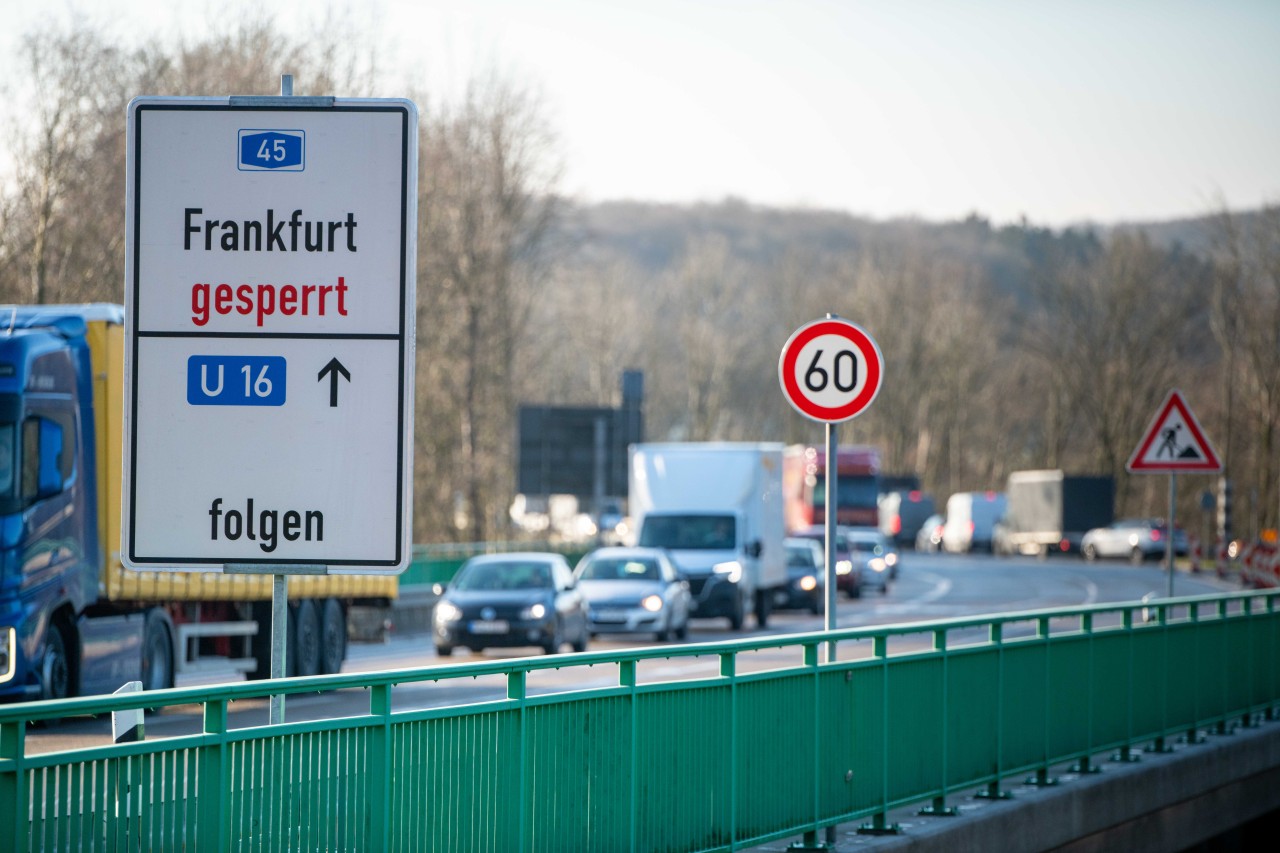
[575,547,691,641]
[789,525,862,598]
[432,553,590,656]
[780,537,826,613]
[1081,519,1189,564]
[916,514,945,552]
[843,527,895,593]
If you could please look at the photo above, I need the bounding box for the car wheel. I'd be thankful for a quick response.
[1084,543,1098,562]
[675,617,689,640]
[435,643,454,657]
[572,622,588,653]
[809,596,822,615]
[542,622,562,654]
[754,590,771,629]
[655,627,669,642]
[1130,547,1145,566]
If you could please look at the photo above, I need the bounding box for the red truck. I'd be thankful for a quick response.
[782,445,881,531]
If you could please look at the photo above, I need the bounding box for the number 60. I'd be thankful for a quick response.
[804,349,858,393]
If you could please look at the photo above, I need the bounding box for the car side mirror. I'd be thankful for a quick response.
[745,540,762,559]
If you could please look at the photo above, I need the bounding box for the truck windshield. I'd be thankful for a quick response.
[639,515,736,550]
[813,475,878,508]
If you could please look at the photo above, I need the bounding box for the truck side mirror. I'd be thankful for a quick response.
[745,540,762,559]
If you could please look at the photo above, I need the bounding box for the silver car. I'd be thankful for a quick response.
[842,527,896,593]
[575,547,692,642]
[1081,519,1189,564]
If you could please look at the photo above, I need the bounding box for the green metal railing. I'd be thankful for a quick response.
[2,589,1278,851]
[400,542,592,589]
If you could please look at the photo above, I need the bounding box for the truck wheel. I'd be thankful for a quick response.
[728,593,745,631]
[141,611,174,691]
[319,599,347,675]
[293,600,322,677]
[754,590,771,629]
[41,621,73,701]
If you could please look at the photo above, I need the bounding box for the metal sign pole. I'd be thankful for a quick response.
[1167,473,1177,599]
[270,574,288,723]
[825,421,838,663]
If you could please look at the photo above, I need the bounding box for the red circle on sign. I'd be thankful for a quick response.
[779,318,883,422]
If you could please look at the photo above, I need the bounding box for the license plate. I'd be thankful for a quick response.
[469,620,509,634]
[593,609,627,622]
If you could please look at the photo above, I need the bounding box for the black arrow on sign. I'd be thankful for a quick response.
[317,358,351,407]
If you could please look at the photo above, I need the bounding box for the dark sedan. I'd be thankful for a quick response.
[432,553,590,656]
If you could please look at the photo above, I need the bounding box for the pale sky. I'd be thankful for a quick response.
[5,0,1278,226]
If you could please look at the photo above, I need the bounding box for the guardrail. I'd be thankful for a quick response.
[401,541,592,589]
[2,589,1278,851]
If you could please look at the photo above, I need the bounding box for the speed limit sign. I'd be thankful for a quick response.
[779,316,883,422]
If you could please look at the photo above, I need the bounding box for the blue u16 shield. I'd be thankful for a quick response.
[238,130,305,171]
[188,355,287,406]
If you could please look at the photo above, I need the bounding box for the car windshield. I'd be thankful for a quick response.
[844,535,883,554]
[453,560,554,591]
[579,557,661,581]
[639,515,735,550]
[786,547,817,568]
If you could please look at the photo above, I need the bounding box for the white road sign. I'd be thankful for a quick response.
[122,98,417,572]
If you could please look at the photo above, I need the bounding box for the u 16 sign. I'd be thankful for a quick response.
[779,317,883,423]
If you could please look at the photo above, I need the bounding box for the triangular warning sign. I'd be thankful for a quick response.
[1127,389,1222,473]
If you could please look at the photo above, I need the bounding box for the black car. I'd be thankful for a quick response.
[779,537,826,613]
[432,553,590,656]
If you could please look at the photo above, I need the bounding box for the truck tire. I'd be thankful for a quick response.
[754,590,771,629]
[319,598,347,675]
[41,620,73,701]
[293,600,323,677]
[728,592,745,631]
[141,611,174,691]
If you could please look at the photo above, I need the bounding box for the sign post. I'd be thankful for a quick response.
[1127,389,1223,599]
[779,315,883,660]
[123,76,417,722]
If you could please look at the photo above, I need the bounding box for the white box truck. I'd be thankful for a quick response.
[629,443,787,629]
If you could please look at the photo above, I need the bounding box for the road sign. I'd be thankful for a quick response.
[778,317,883,423]
[1127,389,1222,473]
[122,97,417,572]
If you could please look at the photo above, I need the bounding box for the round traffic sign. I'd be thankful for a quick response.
[778,317,883,423]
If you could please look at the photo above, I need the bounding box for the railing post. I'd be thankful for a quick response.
[369,683,392,851]
[1112,609,1141,764]
[858,636,901,835]
[198,699,229,853]
[920,629,959,814]
[1071,614,1101,774]
[720,652,738,847]
[509,670,528,852]
[1,719,26,853]
[620,660,638,853]
[1028,617,1061,785]
[975,623,1010,800]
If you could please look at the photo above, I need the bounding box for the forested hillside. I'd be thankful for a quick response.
[1,20,1275,543]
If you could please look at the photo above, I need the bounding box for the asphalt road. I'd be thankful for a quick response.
[23,551,1237,755]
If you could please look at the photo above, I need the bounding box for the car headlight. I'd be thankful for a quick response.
[884,553,898,567]
[713,561,743,583]
[641,594,664,612]
[836,559,852,575]
[868,558,886,573]
[434,601,462,623]
[799,575,817,591]
[520,603,547,620]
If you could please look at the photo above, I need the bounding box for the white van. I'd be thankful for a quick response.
[942,491,1007,553]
